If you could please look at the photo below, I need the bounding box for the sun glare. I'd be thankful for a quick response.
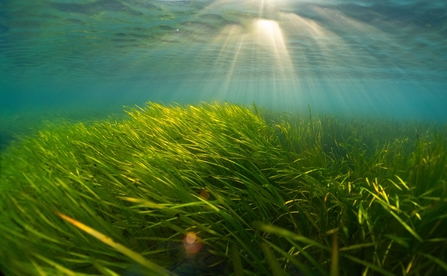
[256,19,277,37]
[253,18,296,79]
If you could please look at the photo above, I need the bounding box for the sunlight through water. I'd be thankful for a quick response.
[1,0,447,125]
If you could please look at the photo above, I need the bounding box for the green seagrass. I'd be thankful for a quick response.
[1,102,446,275]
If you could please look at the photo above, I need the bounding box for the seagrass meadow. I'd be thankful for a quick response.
[1,102,446,276]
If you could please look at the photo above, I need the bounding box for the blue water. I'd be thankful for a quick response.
[1,0,447,149]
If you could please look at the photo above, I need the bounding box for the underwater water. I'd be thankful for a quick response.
[1,1,447,276]
[1,0,447,149]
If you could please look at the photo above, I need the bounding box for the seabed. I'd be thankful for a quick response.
[1,102,446,275]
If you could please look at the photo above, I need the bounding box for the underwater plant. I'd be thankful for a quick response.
[0,102,446,275]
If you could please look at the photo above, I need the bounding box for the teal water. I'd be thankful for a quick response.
[1,0,447,149]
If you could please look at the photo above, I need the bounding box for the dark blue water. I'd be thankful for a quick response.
[1,0,447,149]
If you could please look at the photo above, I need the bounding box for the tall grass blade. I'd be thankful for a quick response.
[55,212,172,276]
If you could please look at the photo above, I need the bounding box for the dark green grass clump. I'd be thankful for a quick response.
[1,102,446,275]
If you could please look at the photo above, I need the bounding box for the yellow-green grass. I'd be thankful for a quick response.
[0,102,446,275]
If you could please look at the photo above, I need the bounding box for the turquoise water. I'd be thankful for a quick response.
[1,0,447,149]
